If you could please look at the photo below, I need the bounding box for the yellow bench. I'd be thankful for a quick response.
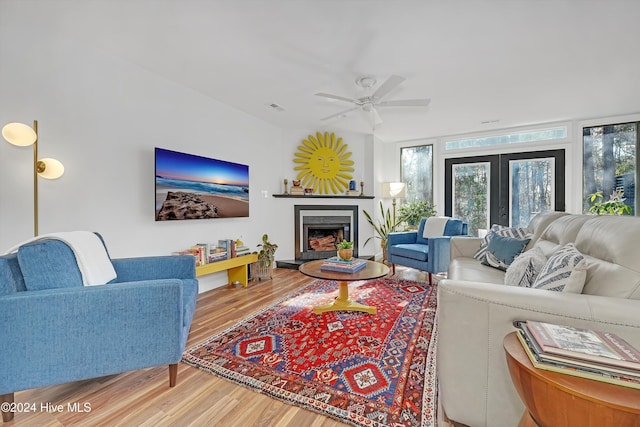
[195,253,258,287]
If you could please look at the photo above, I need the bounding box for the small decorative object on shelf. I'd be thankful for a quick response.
[337,240,354,261]
[290,179,304,195]
[304,187,314,195]
[283,178,289,195]
[360,181,365,196]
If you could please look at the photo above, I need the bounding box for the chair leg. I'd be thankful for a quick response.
[1,393,14,422]
[428,272,433,285]
[169,363,178,387]
[392,264,395,275]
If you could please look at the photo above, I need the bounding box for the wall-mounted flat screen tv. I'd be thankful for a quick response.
[155,147,249,221]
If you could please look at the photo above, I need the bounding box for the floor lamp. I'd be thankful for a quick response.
[2,120,65,236]
[381,182,407,231]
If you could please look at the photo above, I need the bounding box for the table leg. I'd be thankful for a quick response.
[313,281,377,314]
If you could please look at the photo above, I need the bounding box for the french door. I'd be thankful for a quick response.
[445,150,565,236]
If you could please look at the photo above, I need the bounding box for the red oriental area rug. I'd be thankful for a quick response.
[182,277,439,427]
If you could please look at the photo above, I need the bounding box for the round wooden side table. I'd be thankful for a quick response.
[503,332,640,427]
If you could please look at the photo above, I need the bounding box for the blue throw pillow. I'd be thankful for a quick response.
[481,234,531,271]
[17,240,84,291]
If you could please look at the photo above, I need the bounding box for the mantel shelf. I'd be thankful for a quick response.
[273,194,374,199]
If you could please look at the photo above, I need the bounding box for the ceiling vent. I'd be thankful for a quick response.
[266,102,286,112]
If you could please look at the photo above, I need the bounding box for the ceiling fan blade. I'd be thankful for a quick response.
[377,98,431,107]
[372,74,406,100]
[320,106,359,121]
[372,107,383,126]
[315,92,357,104]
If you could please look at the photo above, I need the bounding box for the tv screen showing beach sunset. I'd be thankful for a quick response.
[155,147,249,221]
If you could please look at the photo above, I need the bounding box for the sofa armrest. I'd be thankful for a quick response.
[436,279,640,427]
[450,236,482,259]
[112,255,196,282]
[0,280,186,395]
[388,231,417,246]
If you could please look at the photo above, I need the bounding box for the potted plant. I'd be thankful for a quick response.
[254,234,278,280]
[588,190,632,216]
[363,201,395,262]
[336,240,354,261]
[398,199,437,228]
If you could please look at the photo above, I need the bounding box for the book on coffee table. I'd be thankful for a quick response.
[320,257,366,273]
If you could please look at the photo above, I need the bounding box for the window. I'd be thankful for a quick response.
[582,123,637,215]
[400,145,433,203]
[445,126,567,151]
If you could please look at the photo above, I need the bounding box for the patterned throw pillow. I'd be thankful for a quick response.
[474,224,529,262]
[532,243,587,293]
[481,234,531,271]
[504,247,547,287]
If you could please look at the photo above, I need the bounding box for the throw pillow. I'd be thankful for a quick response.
[504,246,547,287]
[474,224,530,262]
[532,243,588,293]
[481,234,531,271]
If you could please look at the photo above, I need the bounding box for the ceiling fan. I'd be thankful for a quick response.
[315,74,431,126]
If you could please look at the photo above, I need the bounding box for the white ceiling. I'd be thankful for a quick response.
[15,0,640,141]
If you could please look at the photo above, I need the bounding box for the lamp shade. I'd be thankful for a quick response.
[2,122,37,146]
[38,158,65,179]
[381,182,407,199]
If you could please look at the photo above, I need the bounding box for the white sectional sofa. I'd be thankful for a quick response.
[436,212,640,426]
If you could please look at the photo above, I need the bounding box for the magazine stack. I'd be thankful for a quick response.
[320,257,366,273]
[514,320,640,389]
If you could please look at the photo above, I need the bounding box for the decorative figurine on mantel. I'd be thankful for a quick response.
[290,179,304,196]
[360,181,365,196]
[283,178,289,195]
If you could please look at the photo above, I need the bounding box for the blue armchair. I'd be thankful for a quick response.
[0,235,198,422]
[387,217,468,284]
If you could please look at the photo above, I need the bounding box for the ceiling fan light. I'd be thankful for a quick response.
[2,122,37,146]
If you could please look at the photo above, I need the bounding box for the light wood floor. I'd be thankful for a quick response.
[7,266,434,427]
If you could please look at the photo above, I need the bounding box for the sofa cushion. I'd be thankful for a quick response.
[388,243,428,262]
[17,240,84,291]
[481,234,531,271]
[0,253,27,295]
[532,243,587,293]
[504,247,547,287]
[474,225,529,262]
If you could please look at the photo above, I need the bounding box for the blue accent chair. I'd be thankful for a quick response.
[387,217,468,284]
[0,236,198,422]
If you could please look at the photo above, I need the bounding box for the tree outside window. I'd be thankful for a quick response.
[400,145,433,203]
[583,123,637,215]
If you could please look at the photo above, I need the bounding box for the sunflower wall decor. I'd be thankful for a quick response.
[293,132,354,194]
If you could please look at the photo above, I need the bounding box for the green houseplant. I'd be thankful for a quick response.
[588,190,632,216]
[363,201,395,261]
[398,199,437,228]
[336,240,354,261]
[254,234,278,280]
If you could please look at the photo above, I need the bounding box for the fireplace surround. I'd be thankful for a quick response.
[294,205,358,261]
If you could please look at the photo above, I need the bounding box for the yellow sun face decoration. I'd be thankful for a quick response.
[294,132,354,194]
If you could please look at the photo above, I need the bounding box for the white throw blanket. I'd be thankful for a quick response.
[4,231,117,286]
[422,216,450,239]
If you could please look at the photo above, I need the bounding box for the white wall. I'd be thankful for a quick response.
[0,15,386,291]
[0,10,377,292]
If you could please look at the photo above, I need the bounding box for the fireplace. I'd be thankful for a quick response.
[295,205,358,260]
